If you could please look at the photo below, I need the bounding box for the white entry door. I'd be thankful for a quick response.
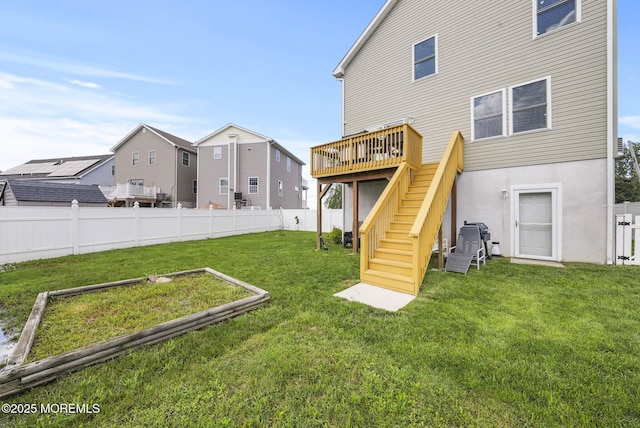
[513,185,561,261]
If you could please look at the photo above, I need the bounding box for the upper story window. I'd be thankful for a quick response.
[287,157,291,172]
[132,151,139,166]
[275,149,281,162]
[535,0,579,36]
[509,77,551,134]
[182,152,190,167]
[413,35,437,81]
[472,89,506,141]
[148,150,156,165]
[213,147,222,160]
[248,177,259,194]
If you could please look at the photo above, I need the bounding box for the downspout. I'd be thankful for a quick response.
[174,146,178,208]
[227,141,231,209]
[605,0,617,264]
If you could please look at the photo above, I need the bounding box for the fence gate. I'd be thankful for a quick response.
[616,214,639,265]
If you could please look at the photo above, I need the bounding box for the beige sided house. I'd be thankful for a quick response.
[312,0,617,295]
[110,124,197,207]
[195,124,306,210]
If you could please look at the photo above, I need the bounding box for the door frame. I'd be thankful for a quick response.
[511,183,562,261]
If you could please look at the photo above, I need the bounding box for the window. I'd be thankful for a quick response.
[248,177,259,194]
[132,151,139,166]
[286,157,291,172]
[148,150,156,165]
[275,149,281,162]
[111,165,115,176]
[535,0,578,36]
[192,180,197,194]
[471,90,506,140]
[510,77,551,134]
[413,35,437,80]
[219,178,228,195]
[278,180,283,197]
[182,152,190,167]
[213,147,222,160]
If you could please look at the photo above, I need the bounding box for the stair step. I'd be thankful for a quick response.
[375,247,412,263]
[393,214,415,223]
[380,238,412,251]
[369,258,412,276]
[398,206,419,215]
[390,221,412,232]
[361,269,414,291]
[386,230,410,240]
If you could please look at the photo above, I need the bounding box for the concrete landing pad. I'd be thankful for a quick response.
[334,283,415,312]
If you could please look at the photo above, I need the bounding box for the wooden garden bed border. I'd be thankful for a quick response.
[0,268,269,399]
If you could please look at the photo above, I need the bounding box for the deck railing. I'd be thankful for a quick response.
[310,124,422,178]
[408,130,464,294]
[360,161,414,270]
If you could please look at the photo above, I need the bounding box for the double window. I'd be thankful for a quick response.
[413,35,437,80]
[535,0,579,36]
[472,77,551,141]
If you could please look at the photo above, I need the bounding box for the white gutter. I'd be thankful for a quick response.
[606,0,618,264]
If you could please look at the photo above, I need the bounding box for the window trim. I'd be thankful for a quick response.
[412,34,438,82]
[182,151,190,167]
[248,176,259,195]
[132,151,139,166]
[508,76,552,135]
[533,0,581,38]
[219,178,229,195]
[213,147,222,160]
[148,150,156,165]
[470,88,507,142]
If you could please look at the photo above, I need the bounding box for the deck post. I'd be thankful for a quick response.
[450,179,457,248]
[352,180,359,254]
[317,182,323,250]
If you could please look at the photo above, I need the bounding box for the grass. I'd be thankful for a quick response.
[0,230,639,427]
[27,273,251,361]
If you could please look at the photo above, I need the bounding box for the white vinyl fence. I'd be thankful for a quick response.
[0,202,343,265]
[615,213,639,265]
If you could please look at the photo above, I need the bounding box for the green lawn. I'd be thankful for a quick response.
[1,231,639,427]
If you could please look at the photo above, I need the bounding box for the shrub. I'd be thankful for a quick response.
[326,227,342,245]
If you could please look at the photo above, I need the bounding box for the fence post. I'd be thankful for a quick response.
[71,200,80,255]
[133,202,140,247]
[616,214,632,265]
[209,204,214,239]
[177,203,183,240]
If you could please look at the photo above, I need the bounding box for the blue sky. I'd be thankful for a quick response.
[0,1,638,191]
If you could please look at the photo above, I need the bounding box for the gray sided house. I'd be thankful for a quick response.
[110,124,197,208]
[0,180,107,207]
[0,155,115,186]
[195,124,306,210]
[330,0,616,265]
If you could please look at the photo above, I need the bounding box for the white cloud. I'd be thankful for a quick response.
[67,79,102,89]
[0,50,174,85]
[0,72,194,172]
[620,116,640,130]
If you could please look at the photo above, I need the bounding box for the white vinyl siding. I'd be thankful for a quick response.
[471,89,506,141]
[340,1,607,171]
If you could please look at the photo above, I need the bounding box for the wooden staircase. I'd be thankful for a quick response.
[361,163,438,291]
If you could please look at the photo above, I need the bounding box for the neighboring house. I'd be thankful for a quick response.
[110,124,197,208]
[0,155,115,187]
[195,123,307,210]
[312,0,616,294]
[0,180,107,207]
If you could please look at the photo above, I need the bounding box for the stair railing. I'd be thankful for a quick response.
[408,130,464,294]
[360,161,414,272]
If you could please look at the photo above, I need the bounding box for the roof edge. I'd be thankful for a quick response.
[332,0,399,78]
